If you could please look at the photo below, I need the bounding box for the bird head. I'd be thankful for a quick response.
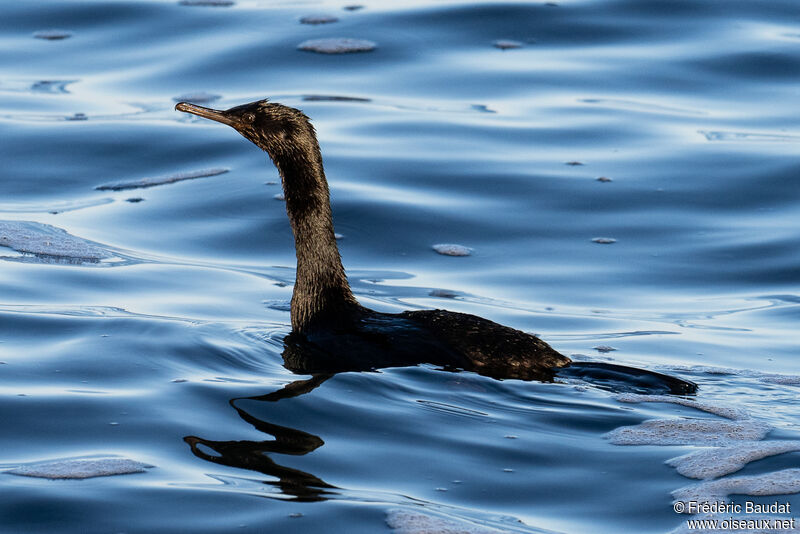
[176,99,316,157]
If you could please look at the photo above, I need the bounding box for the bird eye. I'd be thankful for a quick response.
[243,113,255,123]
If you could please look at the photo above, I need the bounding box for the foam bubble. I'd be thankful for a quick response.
[432,244,472,256]
[593,345,617,353]
[672,468,800,508]
[300,15,339,25]
[7,457,153,479]
[297,38,376,54]
[592,237,617,244]
[606,418,770,446]
[667,441,800,479]
[616,393,750,421]
[429,289,460,298]
[95,168,228,191]
[492,40,523,50]
[172,92,220,104]
[33,30,72,40]
[471,104,496,113]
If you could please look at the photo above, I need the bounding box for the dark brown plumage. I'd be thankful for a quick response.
[176,99,695,394]
[399,309,568,379]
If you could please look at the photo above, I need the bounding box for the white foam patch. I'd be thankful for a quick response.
[606,419,771,446]
[297,38,376,54]
[6,457,153,479]
[95,168,229,191]
[667,441,800,480]
[661,365,800,385]
[760,374,800,385]
[672,468,800,508]
[386,509,507,534]
[432,244,472,256]
[0,221,111,260]
[616,393,750,421]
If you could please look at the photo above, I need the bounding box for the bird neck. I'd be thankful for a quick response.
[270,140,358,335]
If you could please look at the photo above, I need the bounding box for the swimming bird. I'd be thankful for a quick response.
[176,99,696,393]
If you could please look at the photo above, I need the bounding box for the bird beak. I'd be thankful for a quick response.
[175,102,241,129]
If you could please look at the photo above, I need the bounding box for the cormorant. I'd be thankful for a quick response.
[176,99,695,394]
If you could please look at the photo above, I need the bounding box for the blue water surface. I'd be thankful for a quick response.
[0,1,798,533]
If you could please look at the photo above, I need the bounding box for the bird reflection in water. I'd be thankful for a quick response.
[184,374,335,502]
[183,345,695,502]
